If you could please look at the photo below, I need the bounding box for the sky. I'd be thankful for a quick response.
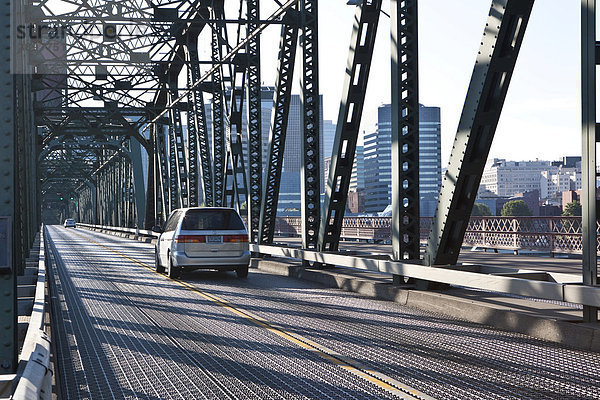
[255,0,583,167]
[42,0,585,167]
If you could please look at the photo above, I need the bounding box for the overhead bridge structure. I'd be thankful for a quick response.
[0,0,599,393]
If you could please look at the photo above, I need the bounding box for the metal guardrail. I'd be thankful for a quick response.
[77,224,159,244]
[250,244,600,309]
[275,216,597,254]
[79,222,600,310]
[12,226,52,400]
[77,223,157,238]
[81,217,597,255]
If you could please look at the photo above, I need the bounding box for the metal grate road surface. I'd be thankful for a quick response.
[48,226,600,399]
[47,226,408,399]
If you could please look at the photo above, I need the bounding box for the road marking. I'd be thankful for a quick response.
[68,228,435,400]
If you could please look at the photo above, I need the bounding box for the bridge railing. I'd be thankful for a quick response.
[11,226,52,400]
[80,216,595,254]
[78,221,600,315]
[462,217,588,254]
[275,216,592,254]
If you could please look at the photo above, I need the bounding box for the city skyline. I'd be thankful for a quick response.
[247,1,581,167]
[42,1,584,169]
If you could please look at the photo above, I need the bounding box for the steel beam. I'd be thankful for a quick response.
[224,55,249,210]
[424,0,535,266]
[212,13,226,207]
[186,69,200,208]
[391,0,420,262]
[581,0,598,322]
[167,79,189,208]
[0,76,16,373]
[246,0,262,242]
[146,0,298,127]
[167,123,179,211]
[130,139,147,230]
[144,132,155,229]
[0,0,18,373]
[299,0,321,251]
[258,14,299,245]
[318,0,382,252]
[155,124,170,219]
[186,39,213,207]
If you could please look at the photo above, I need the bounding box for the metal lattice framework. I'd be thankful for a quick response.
[2,0,599,372]
[258,10,299,245]
[318,0,382,252]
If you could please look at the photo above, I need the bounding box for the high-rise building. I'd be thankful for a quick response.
[363,122,389,213]
[478,157,582,200]
[322,119,336,162]
[203,88,324,213]
[349,145,364,192]
[419,106,442,199]
[480,159,557,197]
[363,104,442,215]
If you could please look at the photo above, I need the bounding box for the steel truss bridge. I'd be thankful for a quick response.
[1,0,600,395]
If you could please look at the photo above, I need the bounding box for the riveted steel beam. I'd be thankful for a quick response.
[130,139,147,229]
[0,7,16,373]
[258,12,299,245]
[168,77,189,209]
[425,0,535,266]
[212,6,226,207]
[299,0,321,251]
[246,0,262,242]
[152,77,170,223]
[391,0,420,263]
[186,36,213,207]
[224,54,249,210]
[155,124,170,220]
[186,69,200,208]
[581,0,598,322]
[318,0,382,252]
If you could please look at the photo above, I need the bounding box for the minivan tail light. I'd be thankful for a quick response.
[224,234,248,243]
[175,235,206,243]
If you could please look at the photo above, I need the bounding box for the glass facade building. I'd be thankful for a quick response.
[363,104,442,215]
[204,87,323,213]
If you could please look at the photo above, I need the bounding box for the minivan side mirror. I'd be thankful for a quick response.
[152,225,163,234]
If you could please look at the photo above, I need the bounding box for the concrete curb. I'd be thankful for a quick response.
[254,258,600,353]
[81,227,157,244]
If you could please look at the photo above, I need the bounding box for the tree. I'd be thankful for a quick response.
[472,203,492,216]
[501,200,532,216]
[562,201,582,217]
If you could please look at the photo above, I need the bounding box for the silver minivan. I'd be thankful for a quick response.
[154,207,250,279]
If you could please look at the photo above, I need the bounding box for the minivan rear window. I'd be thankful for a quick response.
[182,209,245,231]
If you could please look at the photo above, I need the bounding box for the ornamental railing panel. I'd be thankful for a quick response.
[273,216,596,254]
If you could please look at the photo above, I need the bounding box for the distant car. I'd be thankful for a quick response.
[63,218,76,228]
[154,207,250,279]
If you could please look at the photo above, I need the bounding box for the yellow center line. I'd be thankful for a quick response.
[67,228,431,399]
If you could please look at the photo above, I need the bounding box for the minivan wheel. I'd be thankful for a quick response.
[167,256,181,279]
[155,251,165,273]
[236,265,249,278]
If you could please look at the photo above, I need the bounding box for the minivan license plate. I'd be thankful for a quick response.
[207,235,223,244]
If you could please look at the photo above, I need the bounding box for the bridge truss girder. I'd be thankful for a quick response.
[8,0,599,370]
[318,0,382,253]
[581,0,598,323]
[258,10,299,245]
[424,0,535,267]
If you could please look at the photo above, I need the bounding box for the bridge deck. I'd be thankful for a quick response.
[46,226,600,399]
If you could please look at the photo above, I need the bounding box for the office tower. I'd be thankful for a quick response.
[363,104,441,215]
